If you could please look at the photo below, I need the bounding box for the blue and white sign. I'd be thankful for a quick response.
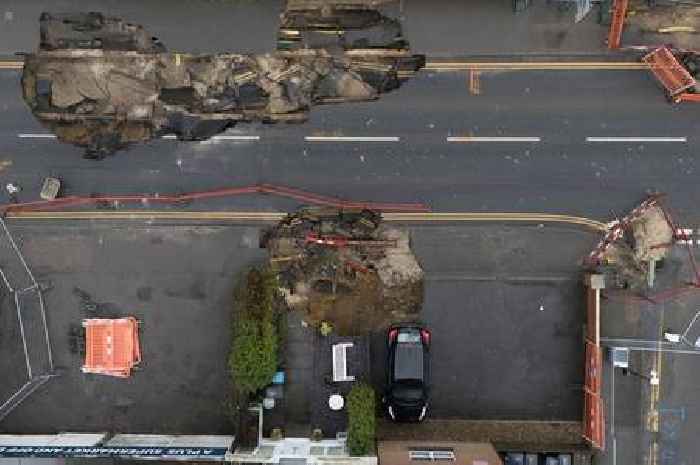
[0,446,229,460]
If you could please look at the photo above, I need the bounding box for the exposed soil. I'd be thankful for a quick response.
[262,208,423,335]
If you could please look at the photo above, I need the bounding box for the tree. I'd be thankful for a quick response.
[346,383,376,456]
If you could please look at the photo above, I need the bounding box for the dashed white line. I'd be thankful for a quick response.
[447,136,541,143]
[160,134,260,141]
[304,136,400,142]
[17,134,57,139]
[586,137,687,143]
[212,135,260,141]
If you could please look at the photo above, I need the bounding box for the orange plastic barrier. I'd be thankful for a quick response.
[82,317,141,378]
[583,342,604,449]
[607,0,628,49]
[643,47,697,99]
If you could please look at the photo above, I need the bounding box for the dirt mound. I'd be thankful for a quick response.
[262,208,423,335]
[599,204,674,289]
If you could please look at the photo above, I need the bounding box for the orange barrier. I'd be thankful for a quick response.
[583,276,605,450]
[82,318,141,378]
[642,47,697,100]
[678,93,700,103]
[0,183,430,214]
[607,0,628,49]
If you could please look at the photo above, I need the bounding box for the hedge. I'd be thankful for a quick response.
[346,383,376,456]
[229,268,278,396]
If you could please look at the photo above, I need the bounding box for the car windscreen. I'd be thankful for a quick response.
[394,342,423,381]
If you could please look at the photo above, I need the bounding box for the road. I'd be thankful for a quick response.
[1,67,699,224]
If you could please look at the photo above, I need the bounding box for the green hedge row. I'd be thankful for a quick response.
[347,383,376,456]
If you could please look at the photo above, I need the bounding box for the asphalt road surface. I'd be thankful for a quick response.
[1,67,699,224]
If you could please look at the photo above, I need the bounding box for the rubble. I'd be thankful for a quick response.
[21,9,424,158]
[595,203,674,290]
[626,1,700,50]
[261,208,423,335]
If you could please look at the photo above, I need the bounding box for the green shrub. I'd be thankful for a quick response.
[229,267,279,396]
[346,383,376,456]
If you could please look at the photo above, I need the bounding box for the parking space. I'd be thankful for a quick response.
[424,279,584,420]
[0,222,265,433]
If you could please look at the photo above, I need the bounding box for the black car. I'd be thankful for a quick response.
[385,324,431,422]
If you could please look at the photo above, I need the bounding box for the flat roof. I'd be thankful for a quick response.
[105,435,234,448]
[0,434,106,447]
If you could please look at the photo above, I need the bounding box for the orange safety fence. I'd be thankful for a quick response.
[0,183,430,214]
[678,93,700,103]
[642,47,697,99]
[82,317,141,378]
[584,342,604,449]
[607,0,628,49]
[584,390,605,450]
[583,278,605,450]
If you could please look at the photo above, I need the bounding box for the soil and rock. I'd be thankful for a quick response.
[626,1,700,50]
[21,7,424,158]
[260,208,423,335]
[597,203,674,290]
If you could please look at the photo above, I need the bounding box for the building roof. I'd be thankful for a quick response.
[0,433,106,447]
[378,440,502,465]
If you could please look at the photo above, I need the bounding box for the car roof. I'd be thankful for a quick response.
[394,342,423,381]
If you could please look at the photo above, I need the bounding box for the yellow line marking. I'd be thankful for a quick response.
[425,62,647,71]
[5,210,608,231]
[0,62,24,69]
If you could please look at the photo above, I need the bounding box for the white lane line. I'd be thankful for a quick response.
[160,135,260,141]
[17,134,57,139]
[212,135,260,141]
[304,136,400,142]
[447,136,541,143]
[586,137,687,143]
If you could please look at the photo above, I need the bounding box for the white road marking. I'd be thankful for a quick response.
[304,136,400,142]
[160,135,260,141]
[447,136,541,142]
[586,137,687,143]
[211,135,260,141]
[17,134,57,139]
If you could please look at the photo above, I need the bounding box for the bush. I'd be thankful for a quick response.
[346,383,376,456]
[229,267,279,396]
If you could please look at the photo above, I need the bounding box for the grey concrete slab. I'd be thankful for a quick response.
[0,222,266,434]
[423,279,584,421]
[0,0,282,55]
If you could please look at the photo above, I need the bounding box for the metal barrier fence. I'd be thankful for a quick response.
[0,218,56,422]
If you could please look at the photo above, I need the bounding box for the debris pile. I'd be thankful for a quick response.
[626,1,700,49]
[592,201,674,289]
[22,9,424,157]
[261,208,423,335]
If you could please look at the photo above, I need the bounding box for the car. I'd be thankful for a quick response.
[385,324,431,422]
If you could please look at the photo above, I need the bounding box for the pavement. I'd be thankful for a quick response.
[599,245,700,465]
[0,220,598,434]
[0,0,610,56]
[368,224,597,422]
[0,221,266,434]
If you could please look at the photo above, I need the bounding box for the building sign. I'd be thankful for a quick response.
[0,446,229,460]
